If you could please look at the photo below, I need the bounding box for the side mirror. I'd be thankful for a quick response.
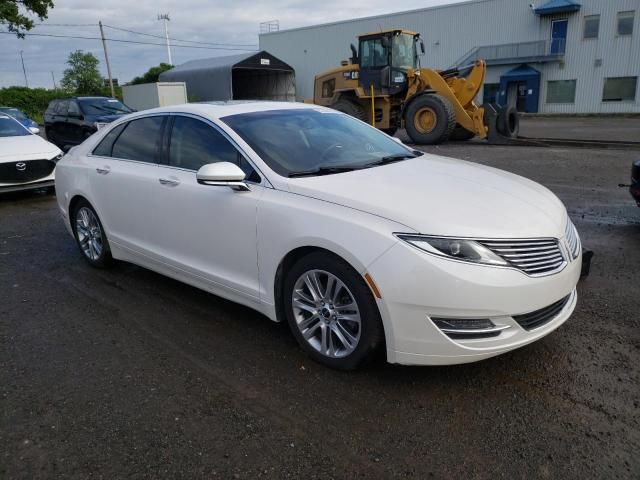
[380,36,390,49]
[420,40,425,55]
[196,162,250,191]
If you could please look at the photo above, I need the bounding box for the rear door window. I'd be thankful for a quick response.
[67,101,81,116]
[111,116,165,163]
[92,123,127,157]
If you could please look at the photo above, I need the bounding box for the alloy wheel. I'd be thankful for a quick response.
[76,207,104,261]
[291,269,362,358]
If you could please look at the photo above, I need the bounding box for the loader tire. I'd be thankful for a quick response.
[449,125,476,141]
[405,94,456,145]
[330,99,367,122]
[496,106,520,138]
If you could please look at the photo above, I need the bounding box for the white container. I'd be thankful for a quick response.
[122,82,188,111]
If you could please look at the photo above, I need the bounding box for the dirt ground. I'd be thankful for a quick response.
[1,119,639,479]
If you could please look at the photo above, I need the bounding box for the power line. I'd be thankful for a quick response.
[0,30,257,51]
[102,24,258,48]
[1,20,259,48]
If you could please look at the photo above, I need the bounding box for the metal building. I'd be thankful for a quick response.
[260,0,640,114]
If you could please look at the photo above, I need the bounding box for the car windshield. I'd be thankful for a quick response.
[79,98,133,115]
[222,109,418,177]
[0,108,28,121]
[391,34,418,70]
[0,116,30,137]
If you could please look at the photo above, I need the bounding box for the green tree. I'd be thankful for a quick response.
[130,63,173,85]
[60,50,103,95]
[0,0,55,37]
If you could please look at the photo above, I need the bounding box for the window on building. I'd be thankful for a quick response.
[583,15,600,39]
[483,83,500,104]
[617,11,635,36]
[547,80,577,103]
[602,77,637,102]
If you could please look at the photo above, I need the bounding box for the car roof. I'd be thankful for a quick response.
[131,101,332,120]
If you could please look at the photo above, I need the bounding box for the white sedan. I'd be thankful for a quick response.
[54,102,581,369]
[0,114,62,193]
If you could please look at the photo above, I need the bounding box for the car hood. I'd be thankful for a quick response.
[285,154,567,238]
[0,135,61,161]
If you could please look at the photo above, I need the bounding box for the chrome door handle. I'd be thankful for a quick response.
[159,178,180,187]
[96,166,110,175]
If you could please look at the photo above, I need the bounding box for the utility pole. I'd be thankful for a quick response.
[19,51,28,87]
[98,21,115,98]
[51,71,57,90]
[158,13,173,65]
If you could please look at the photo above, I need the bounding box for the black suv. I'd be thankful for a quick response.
[44,96,133,149]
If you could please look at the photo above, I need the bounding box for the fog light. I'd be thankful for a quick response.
[431,317,509,340]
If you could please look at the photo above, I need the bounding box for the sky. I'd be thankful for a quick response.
[0,0,469,89]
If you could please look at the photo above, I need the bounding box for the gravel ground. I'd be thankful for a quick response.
[1,132,639,478]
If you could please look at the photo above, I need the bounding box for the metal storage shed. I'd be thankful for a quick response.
[159,51,296,102]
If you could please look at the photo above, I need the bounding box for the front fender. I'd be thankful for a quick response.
[256,188,410,319]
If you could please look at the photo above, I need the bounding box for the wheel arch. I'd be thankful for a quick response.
[274,246,353,323]
[273,245,389,359]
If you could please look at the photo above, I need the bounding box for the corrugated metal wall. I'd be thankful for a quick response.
[260,0,640,113]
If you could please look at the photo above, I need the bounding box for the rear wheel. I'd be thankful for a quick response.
[404,94,456,145]
[71,199,113,268]
[449,124,476,141]
[330,98,367,122]
[284,251,384,370]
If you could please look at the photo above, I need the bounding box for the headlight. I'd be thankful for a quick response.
[396,234,509,266]
[53,153,64,162]
[565,220,580,260]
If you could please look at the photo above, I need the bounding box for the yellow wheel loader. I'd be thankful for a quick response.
[311,29,519,145]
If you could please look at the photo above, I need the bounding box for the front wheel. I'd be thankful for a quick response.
[404,94,456,145]
[284,252,384,370]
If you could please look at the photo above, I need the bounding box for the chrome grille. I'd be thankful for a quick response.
[565,220,580,259]
[0,159,55,184]
[479,239,566,276]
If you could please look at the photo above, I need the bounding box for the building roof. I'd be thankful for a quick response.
[501,64,541,79]
[159,51,294,102]
[534,0,581,16]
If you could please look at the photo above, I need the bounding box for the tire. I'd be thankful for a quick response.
[449,124,476,141]
[283,251,384,370]
[404,94,456,145]
[330,98,368,122]
[496,106,520,138]
[71,199,113,268]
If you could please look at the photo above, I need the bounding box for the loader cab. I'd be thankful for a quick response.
[358,30,422,96]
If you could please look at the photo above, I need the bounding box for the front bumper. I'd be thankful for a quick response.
[367,240,582,366]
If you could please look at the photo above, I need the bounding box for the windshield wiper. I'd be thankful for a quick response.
[361,153,419,168]
[288,166,363,178]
